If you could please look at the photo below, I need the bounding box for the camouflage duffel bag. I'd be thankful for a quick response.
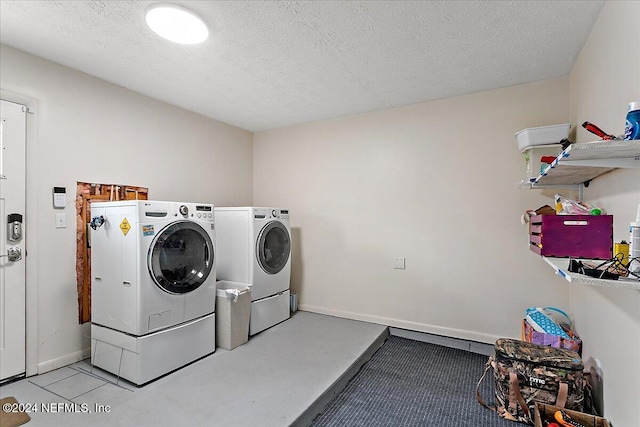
[476,338,584,424]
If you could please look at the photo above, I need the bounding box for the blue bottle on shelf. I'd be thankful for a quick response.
[624,101,640,140]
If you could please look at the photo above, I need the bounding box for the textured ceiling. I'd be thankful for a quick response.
[0,1,603,132]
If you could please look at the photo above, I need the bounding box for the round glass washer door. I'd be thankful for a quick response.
[148,221,214,294]
[256,221,290,275]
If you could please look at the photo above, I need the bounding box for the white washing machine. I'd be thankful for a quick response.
[215,207,291,335]
[90,200,216,385]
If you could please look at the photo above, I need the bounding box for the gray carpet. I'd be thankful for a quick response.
[311,335,514,426]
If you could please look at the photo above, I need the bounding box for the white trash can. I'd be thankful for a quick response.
[216,281,252,350]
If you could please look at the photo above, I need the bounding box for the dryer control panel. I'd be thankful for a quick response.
[194,204,214,221]
[271,209,289,220]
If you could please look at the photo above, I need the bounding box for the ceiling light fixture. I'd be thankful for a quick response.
[145,4,208,45]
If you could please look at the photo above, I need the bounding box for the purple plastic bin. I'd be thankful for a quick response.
[529,214,613,260]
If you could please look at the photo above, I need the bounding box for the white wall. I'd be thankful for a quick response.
[254,77,572,343]
[0,45,253,374]
[568,2,640,425]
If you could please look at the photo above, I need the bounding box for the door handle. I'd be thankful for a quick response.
[0,247,22,262]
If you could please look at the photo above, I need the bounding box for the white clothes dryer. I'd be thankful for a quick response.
[215,207,291,335]
[90,200,216,385]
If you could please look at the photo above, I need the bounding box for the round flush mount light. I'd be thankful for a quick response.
[145,4,208,44]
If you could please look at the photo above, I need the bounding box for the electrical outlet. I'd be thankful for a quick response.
[394,257,405,269]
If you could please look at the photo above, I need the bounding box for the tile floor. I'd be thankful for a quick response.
[0,312,388,427]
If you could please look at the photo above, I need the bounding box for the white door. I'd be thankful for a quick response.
[0,100,27,382]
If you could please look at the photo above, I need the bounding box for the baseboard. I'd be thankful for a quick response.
[37,348,91,375]
[389,327,494,356]
[298,304,500,353]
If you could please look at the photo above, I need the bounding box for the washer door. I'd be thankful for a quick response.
[148,221,214,294]
[256,221,290,275]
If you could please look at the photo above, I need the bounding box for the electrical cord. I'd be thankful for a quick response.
[568,255,640,281]
[627,257,640,280]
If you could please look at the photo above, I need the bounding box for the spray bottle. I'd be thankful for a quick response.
[629,203,640,274]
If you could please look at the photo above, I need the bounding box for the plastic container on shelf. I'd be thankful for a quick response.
[614,241,629,264]
[515,123,571,151]
[522,144,563,181]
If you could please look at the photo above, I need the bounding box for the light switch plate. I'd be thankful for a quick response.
[55,213,66,228]
[394,257,405,269]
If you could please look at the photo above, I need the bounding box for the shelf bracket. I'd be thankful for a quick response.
[578,184,583,201]
[526,182,584,200]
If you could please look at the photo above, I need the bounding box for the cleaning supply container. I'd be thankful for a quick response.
[629,204,640,274]
[624,102,640,140]
[614,241,629,265]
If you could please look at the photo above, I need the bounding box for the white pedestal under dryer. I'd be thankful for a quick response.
[90,200,216,385]
[215,207,291,335]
